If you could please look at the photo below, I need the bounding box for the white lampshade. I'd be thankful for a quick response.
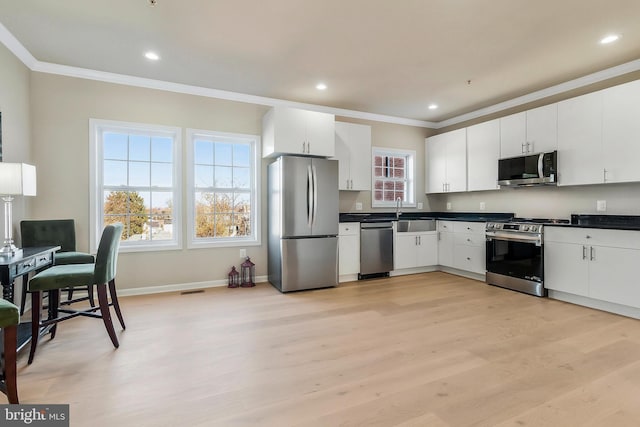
[0,163,37,196]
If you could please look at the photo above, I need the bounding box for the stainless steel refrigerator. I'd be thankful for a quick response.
[268,156,339,292]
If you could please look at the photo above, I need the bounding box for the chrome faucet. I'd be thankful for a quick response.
[396,197,402,219]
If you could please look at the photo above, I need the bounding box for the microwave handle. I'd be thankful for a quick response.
[538,153,544,178]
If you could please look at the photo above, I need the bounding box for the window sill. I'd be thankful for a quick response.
[187,238,261,250]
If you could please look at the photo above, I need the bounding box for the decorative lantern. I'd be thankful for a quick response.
[228,266,240,288]
[240,257,255,287]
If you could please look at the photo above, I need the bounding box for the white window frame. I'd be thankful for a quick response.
[89,118,182,253]
[186,128,261,249]
[371,147,416,208]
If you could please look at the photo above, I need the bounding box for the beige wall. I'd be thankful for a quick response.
[30,73,269,290]
[428,181,640,219]
[337,117,436,213]
[0,43,32,240]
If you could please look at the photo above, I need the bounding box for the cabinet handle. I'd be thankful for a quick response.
[603,169,608,182]
[582,245,587,260]
[437,231,441,241]
[467,238,471,242]
[585,235,591,239]
[590,246,595,261]
[307,142,311,153]
[466,257,471,261]
[522,143,526,154]
[418,236,421,245]
[350,179,353,189]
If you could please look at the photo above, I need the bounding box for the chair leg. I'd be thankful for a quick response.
[109,279,126,330]
[97,284,119,348]
[3,324,19,404]
[88,284,95,308]
[66,287,74,302]
[28,290,42,365]
[48,289,60,340]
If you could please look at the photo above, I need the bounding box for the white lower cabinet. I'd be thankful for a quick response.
[437,220,486,274]
[338,223,360,278]
[545,226,640,310]
[395,232,437,270]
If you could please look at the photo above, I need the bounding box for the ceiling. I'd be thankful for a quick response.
[1,0,640,126]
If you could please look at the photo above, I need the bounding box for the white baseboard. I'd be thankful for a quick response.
[548,290,640,319]
[118,275,269,297]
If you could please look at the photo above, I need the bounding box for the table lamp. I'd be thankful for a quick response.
[0,163,37,255]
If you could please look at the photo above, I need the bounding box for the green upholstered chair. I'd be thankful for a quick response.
[0,298,20,404]
[20,219,96,315]
[27,223,125,365]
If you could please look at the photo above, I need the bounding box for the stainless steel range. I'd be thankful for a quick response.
[485,218,567,297]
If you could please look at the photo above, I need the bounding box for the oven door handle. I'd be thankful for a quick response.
[486,231,542,246]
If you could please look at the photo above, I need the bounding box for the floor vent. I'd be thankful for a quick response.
[180,289,205,295]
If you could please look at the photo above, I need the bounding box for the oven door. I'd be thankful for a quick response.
[485,233,543,283]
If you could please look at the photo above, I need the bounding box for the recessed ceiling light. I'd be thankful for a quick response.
[316,83,327,90]
[145,51,160,61]
[428,104,438,110]
[600,34,620,44]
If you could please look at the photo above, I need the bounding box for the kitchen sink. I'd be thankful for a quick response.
[397,219,436,232]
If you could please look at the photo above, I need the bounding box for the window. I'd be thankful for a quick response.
[90,119,182,252]
[186,129,260,248]
[371,147,416,207]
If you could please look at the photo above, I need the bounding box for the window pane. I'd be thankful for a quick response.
[235,214,251,236]
[195,165,214,188]
[195,213,214,237]
[233,193,251,213]
[151,162,172,187]
[215,214,233,237]
[129,162,150,187]
[195,192,214,213]
[233,167,250,189]
[149,215,172,241]
[374,190,383,201]
[215,166,232,188]
[127,215,150,241]
[104,191,128,214]
[233,144,251,167]
[104,133,128,160]
[151,137,172,162]
[215,193,233,213]
[194,140,214,165]
[215,143,233,166]
[104,160,128,186]
[129,135,150,161]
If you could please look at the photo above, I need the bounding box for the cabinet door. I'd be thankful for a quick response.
[544,242,589,296]
[394,233,418,270]
[467,120,500,191]
[338,234,360,276]
[500,112,527,158]
[526,104,557,154]
[437,231,454,267]
[557,91,603,186]
[334,123,352,190]
[589,245,640,308]
[305,110,335,157]
[454,245,485,274]
[602,79,640,183]
[416,233,438,267]
[347,123,372,191]
[445,128,468,192]
[426,135,447,193]
[275,107,308,154]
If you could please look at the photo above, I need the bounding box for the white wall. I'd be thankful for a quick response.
[0,42,32,241]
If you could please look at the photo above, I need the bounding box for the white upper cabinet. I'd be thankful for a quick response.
[500,104,557,158]
[602,79,640,183]
[557,91,603,186]
[333,122,372,191]
[426,128,467,194]
[499,112,527,158]
[262,107,335,158]
[467,119,500,191]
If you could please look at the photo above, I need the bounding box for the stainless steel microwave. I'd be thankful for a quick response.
[498,151,557,187]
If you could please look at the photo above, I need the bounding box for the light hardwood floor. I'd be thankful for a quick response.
[9,272,640,426]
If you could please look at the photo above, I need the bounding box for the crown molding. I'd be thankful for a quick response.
[2,21,640,130]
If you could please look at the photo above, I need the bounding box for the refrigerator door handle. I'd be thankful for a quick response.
[312,164,318,227]
[307,165,314,228]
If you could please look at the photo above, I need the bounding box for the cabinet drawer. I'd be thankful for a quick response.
[454,233,484,247]
[35,252,54,268]
[339,223,360,236]
[545,226,640,249]
[453,245,486,274]
[437,220,455,232]
[453,221,485,234]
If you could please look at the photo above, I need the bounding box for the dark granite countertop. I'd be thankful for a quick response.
[543,214,640,231]
[339,212,514,223]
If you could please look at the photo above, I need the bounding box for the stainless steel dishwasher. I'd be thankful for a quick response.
[359,221,394,279]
